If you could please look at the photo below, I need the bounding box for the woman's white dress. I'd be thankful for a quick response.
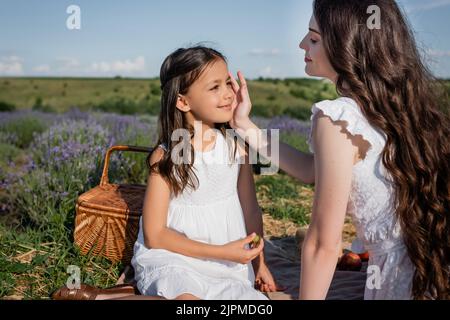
[131,132,268,300]
[307,97,415,300]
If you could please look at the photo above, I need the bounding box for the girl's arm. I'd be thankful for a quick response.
[299,110,356,300]
[229,72,314,185]
[142,147,263,264]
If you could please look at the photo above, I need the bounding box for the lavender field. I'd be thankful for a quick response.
[0,109,314,299]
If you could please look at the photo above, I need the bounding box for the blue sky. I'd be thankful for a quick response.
[0,0,449,79]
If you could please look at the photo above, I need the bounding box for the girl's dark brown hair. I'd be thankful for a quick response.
[313,0,450,299]
[148,45,236,196]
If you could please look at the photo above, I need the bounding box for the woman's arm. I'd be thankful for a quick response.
[299,111,356,300]
[237,143,281,292]
[237,144,264,257]
[142,147,263,264]
[237,120,315,184]
[229,72,314,185]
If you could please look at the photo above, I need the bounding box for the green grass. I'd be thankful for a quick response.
[0,77,339,120]
[0,170,314,299]
[1,77,448,119]
[253,133,313,227]
[255,173,313,227]
[0,114,146,299]
[2,76,446,299]
[280,132,310,152]
[0,143,22,164]
[0,75,315,299]
[0,223,123,299]
[0,116,47,148]
[247,79,338,120]
[0,77,161,115]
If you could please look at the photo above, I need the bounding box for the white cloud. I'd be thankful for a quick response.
[90,56,146,74]
[56,57,81,72]
[428,49,450,57]
[33,64,51,72]
[0,56,24,75]
[407,0,450,12]
[25,56,147,76]
[257,66,291,78]
[249,48,281,57]
[258,66,274,77]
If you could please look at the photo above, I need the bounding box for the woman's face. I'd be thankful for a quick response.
[299,15,338,83]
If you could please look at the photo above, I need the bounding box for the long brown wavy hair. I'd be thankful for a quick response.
[313,0,450,299]
[148,46,236,196]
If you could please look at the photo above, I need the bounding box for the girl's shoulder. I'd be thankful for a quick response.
[307,97,386,154]
[147,143,167,167]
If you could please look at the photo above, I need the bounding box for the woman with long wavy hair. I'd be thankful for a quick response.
[229,0,449,299]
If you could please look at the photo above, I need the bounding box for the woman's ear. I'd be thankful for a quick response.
[175,94,190,112]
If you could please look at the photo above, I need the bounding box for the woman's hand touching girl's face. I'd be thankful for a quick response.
[229,71,253,129]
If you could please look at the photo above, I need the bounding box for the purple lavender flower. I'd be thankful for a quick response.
[267,116,311,137]
[1,109,158,224]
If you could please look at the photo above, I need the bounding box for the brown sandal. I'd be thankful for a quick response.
[51,283,137,300]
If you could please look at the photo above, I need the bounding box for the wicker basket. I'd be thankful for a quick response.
[74,145,153,264]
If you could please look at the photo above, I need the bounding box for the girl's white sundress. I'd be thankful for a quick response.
[307,97,415,300]
[131,132,268,300]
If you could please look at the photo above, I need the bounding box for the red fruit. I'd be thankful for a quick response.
[339,252,362,271]
[358,251,369,262]
[343,249,352,255]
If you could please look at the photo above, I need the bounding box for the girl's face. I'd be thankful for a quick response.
[177,59,235,127]
[299,16,338,83]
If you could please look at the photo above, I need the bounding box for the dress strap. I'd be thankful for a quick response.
[158,142,168,152]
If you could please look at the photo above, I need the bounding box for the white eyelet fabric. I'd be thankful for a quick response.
[132,133,268,300]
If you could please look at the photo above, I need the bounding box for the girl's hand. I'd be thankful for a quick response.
[229,71,252,130]
[221,233,264,264]
[254,263,286,293]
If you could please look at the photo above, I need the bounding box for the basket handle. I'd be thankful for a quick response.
[100,145,153,187]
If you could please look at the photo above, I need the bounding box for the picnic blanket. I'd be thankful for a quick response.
[116,236,367,300]
[262,237,367,300]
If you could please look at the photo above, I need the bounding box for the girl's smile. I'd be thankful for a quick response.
[218,104,232,111]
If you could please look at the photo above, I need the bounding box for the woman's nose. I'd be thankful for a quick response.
[299,37,307,51]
